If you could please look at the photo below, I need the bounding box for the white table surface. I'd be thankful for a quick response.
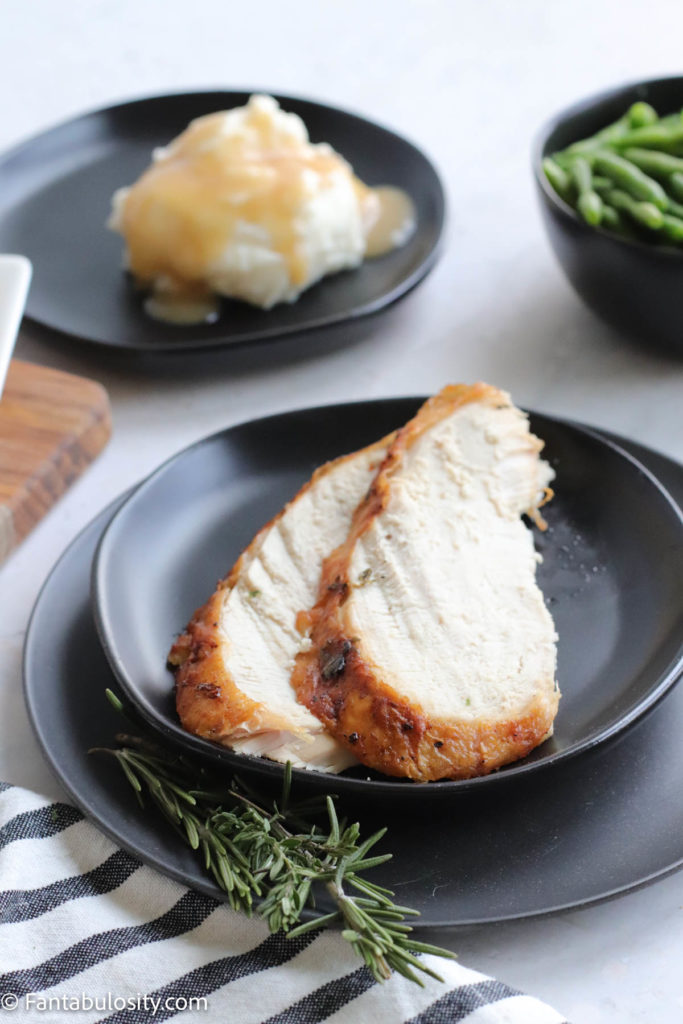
[2,1,683,1020]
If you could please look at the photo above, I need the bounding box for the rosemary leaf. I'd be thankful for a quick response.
[326,795,340,845]
[347,854,393,871]
[94,691,457,986]
[286,911,339,938]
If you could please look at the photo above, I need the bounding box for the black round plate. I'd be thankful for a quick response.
[23,433,683,925]
[92,399,683,799]
[0,91,444,352]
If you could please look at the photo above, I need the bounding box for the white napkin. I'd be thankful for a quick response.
[0,784,567,1023]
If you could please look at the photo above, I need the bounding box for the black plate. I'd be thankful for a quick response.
[0,91,444,352]
[23,434,683,925]
[92,399,683,798]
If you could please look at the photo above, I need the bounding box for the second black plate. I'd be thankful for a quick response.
[92,399,683,798]
[0,91,444,351]
[23,434,683,925]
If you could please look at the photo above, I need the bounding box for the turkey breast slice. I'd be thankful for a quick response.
[168,434,392,772]
[290,383,559,782]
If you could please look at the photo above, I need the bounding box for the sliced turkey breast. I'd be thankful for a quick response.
[290,384,559,782]
[168,434,392,772]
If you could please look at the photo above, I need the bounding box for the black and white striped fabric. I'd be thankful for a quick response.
[0,785,567,1023]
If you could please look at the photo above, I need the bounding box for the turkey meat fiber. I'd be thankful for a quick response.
[169,383,559,782]
[290,384,559,782]
[168,433,393,772]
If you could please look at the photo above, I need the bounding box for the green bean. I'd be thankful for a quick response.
[550,102,683,243]
[664,194,683,219]
[627,101,658,128]
[569,157,603,225]
[669,172,683,201]
[600,203,639,239]
[621,147,683,177]
[592,176,619,196]
[564,115,629,156]
[613,123,683,150]
[620,150,683,203]
[600,205,622,229]
[570,156,591,193]
[592,151,667,208]
[542,157,572,200]
[660,213,683,243]
[577,191,603,225]
[552,150,572,171]
[658,111,683,126]
[603,188,663,229]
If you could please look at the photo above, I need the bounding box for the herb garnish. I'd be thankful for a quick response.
[93,690,455,985]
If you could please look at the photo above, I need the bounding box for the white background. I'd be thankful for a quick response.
[2,1,683,1020]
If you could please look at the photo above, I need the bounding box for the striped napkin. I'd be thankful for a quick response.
[0,784,567,1023]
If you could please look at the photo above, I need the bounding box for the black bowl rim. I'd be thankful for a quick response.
[91,396,683,798]
[532,74,683,261]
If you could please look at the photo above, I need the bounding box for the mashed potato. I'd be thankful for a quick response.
[108,95,414,323]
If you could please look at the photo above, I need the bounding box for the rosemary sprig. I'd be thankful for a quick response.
[93,689,456,985]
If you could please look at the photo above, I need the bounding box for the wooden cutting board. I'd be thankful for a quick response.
[0,359,111,565]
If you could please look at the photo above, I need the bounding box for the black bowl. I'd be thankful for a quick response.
[533,76,683,355]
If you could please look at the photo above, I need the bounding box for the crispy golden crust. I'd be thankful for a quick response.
[170,581,276,742]
[290,383,559,781]
[168,435,394,745]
